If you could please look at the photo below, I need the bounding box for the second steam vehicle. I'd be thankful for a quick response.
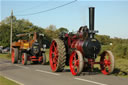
[49,7,114,75]
[11,32,46,65]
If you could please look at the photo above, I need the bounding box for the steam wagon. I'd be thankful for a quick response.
[49,7,114,75]
[11,32,46,65]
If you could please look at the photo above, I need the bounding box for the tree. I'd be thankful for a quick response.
[0,24,10,47]
[1,16,17,25]
[47,25,56,31]
[58,27,69,33]
[0,16,45,47]
[44,25,58,39]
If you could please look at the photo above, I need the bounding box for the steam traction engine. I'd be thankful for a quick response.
[11,32,46,65]
[49,7,114,75]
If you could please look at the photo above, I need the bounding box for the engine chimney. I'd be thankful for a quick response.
[88,7,96,38]
[89,7,95,31]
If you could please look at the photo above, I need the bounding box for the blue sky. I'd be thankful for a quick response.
[1,0,128,39]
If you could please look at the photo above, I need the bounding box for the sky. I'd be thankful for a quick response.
[1,0,128,39]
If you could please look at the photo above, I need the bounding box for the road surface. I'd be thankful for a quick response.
[0,59,128,85]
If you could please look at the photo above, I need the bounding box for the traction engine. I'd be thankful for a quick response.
[49,7,114,75]
[11,32,46,65]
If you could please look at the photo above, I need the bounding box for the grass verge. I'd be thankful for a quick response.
[0,53,11,60]
[0,75,19,85]
[113,57,128,77]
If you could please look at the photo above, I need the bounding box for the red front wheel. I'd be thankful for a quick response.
[69,50,84,76]
[100,50,114,75]
[22,53,27,65]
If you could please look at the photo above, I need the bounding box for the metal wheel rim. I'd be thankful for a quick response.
[100,53,112,75]
[22,54,25,65]
[70,51,79,76]
[49,41,58,71]
[11,49,15,63]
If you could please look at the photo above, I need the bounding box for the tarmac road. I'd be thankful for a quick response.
[0,59,128,85]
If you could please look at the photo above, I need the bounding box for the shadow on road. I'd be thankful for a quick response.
[26,61,50,65]
[63,67,102,76]
[112,68,128,76]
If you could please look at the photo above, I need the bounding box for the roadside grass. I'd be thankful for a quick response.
[0,53,11,60]
[113,57,128,77]
[0,75,19,85]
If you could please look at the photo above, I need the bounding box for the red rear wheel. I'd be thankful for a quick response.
[69,50,84,76]
[11,49,15,63]
[100,51,114,75]
[49,39,66,72]
[11,48,18,64]
[49,40,58,71]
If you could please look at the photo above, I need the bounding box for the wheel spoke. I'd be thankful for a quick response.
[53,63,56,68]
[55,56,58,62]
[53,57,58,64]
[108,61,111,65]
[73,53,76,60]
[107,65,111,73]
[53,42,57,53]
[76,65,79,73]
[104,59,111,66]
[74,66,78,72]
[71,64,75,68]
[75,60,79,66]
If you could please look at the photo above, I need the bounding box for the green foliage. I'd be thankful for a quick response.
[100,44,128,59]
[95,34,111,45]
[113,44,128,59]
[0,24,10,47]
[0,54,11,59]
[58,27,69,33]
[95,34,128,59]
[43,25,69,46]
[114,58,128,76]
[44,25,58,39]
